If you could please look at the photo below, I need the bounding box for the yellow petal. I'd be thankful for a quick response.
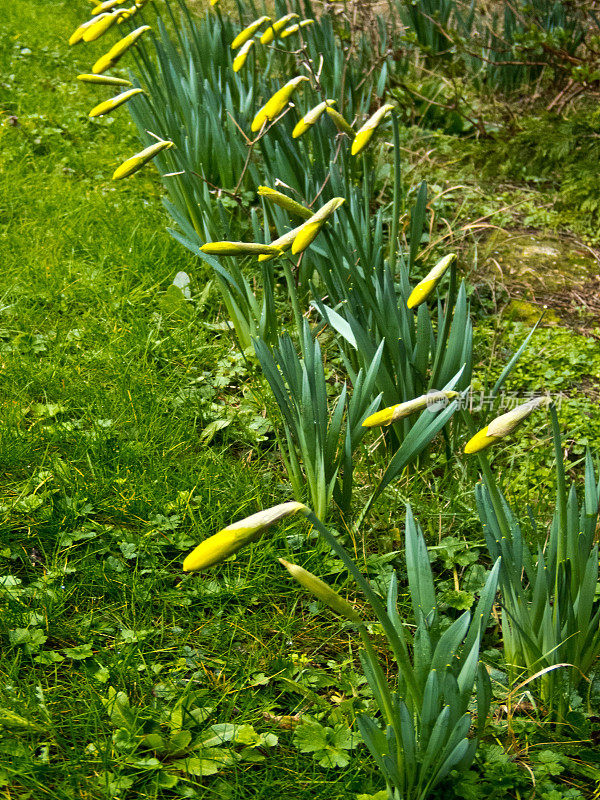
[291,221,322,254]
[279,559,362,623]
[82,10,124,42]
[464,397,547,454]
[290,197,345,255]
[92,0,123,12]
[112,140,174,180]
[257,186,312,219]
[231,15,271,49]
[92,25,151,74]
[77,74,132,86]
[487,397,547,437]
[257,198,344,261]
[351,103,395,156]
[69,17,98,46]
[407,253,456,309]
[232,39,253,72]
[257,226,302,261]
[260,13,299,44]
[117,5,138,22]
[280,19,315,38]
[183,502,308,572]
[362,391,459,428]
[463,426,500,454]
[200,241,284,256]
[251,76,308,133]
[351,127,374,156]
[89,87,143,118]
[292,99,335,139]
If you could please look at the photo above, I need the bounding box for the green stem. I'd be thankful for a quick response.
[362,153,370,226]
[282,257,304,342]
[428,261,457,390]
[388,111,402,272]
[461,410,511,540]
[306,511,421,704]
[550,403,566,625]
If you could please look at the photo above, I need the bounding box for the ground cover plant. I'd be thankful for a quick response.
[1,0,600,799]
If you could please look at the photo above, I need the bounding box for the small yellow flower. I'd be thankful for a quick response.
[260,13,299,44]
[251,76,308,133]
[280,19,315,38]
[77,74,133,86]
[92,25,151,74]
[325,107,354,137]
[231,15,271,50]
[351,103,395,156]
[88,87,143,118]
[232,39,254,72]
[292,99,335,139]
[112,140,174,180]
[183,502,308,572]
[200,241,284,256]
[279,559,362,623]
[464,397,548,454]
[257,186,312,219]
[407,254,456,310]
[362,391,459,428]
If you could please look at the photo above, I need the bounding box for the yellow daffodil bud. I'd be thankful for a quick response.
[231,16,271,49]
[292,221,322,254]
[292,99,335,139]
[258,197,345,261]
[326,107,354,136]
[92,25,150,74]
[251,76,308,133]
[363,391,459,428]
[112,139,174,180]
[233,39,254,72]
[407,253,456,310]
[291,197,345,255]
[88,87,143,118]
[77,74,132,86]
[92,0,123,12]
[257,186,312,219]
[464,397,548,454]
[183,502,307,572]
[83,10,125,42]
[280,19,315,38]
[257,225,302,261]
[200,241,284,256]
[69,17,100,46]
[260,13,299,44]
[351,103,395,156]
[279,559,362,623]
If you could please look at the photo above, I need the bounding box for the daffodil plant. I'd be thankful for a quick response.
[467,401,600,719]
[182,502,500,800]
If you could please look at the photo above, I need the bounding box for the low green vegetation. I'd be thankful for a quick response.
[1,1,599,799]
